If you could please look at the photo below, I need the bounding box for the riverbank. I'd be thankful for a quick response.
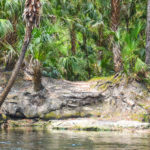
[0,118,149,133]
[0,72,150,131]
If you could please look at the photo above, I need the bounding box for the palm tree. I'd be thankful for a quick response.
[70,23,76,55]
[0,0,41,107]
[111,0,123,72]
[146,0,150,66]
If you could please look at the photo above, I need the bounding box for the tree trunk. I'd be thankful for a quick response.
[83,33,87,56]
[0,0,41,107]
[146,0,150,65]
[33,61,43,92]
[111,0,123,72]
[97,25,103,47]
[0,25,32,107]
[112,43,122,72]
[70,23,76,55]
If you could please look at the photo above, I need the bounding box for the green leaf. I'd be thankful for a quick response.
[135,58,147,73]
[0,19,13,38]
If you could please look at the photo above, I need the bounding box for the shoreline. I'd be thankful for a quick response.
[1,118,150,132]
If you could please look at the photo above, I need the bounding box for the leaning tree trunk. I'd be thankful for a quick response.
[111,0,123,72]
[0,0,41,107]
[146,0,150,66]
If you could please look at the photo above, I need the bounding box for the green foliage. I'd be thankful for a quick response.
[134,58,147,73]
[0,0,149,82]
[120,21,146,74]
[0,19,13,38]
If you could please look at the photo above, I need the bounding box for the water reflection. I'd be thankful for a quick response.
[0,128,150,150]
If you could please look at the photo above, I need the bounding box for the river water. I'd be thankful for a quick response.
[0,128,150,150]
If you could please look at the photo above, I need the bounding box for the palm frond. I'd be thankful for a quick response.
[0,19,13,38]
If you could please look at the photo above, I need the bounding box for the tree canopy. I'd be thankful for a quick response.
[0,0,149,81]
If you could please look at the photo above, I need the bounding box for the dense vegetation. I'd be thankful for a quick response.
[0,0,149,82]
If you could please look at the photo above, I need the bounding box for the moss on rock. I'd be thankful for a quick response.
[142,114,150,123]
[43,112,60,120]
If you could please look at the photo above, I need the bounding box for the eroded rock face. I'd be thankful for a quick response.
[1,78,104,119]
[0,76,150,121]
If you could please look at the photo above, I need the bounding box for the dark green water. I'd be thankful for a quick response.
[0,129,150,150]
